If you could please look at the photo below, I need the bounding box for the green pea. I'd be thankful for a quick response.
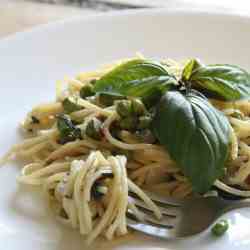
[131,98,146,116]
[211,219,229,236]
[116,100,132,117]
[138,115,152,129]
[85,118,102,140]
[80,85,94,99]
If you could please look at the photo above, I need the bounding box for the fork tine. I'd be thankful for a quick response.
[129,190,181,207]
[142,190,182,207]
[126,213,175,239]
[127,209,176,228]
[130,195,180,217]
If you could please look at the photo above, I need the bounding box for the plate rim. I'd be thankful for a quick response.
[1,7,250,44]
[1,6,250,250]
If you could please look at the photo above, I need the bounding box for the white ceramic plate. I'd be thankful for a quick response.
[1,9,250,250]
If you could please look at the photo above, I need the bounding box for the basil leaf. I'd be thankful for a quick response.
[93,59,178,101]
[152,91,230,193]
[189,64,250,101]
[182,58,202,82]
[63,98,82,114]
[57,114,82,144]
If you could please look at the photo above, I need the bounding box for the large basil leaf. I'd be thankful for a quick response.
[152,91,230,193]
[189,64,250,101]
[93,59,178,100]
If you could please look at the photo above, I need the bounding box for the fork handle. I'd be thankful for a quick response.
[223,198,250,212]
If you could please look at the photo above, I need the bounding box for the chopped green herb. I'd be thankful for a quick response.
[59,208,69,219]
[211,219,229,236]
[85,118,102,140]
[57,114,82,144]
[31,116,40,124]
[62,98,82,114]
[98,92,125,106]
[231,110,244,119]
[80,85,94,99]
[91,181,107,200]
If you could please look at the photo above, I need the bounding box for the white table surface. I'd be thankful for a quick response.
[1,0,250,39]
[0,0,95,38]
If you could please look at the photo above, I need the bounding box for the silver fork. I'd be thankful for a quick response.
[127,190,250,239]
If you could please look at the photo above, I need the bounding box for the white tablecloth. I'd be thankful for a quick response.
[0,0,95,38]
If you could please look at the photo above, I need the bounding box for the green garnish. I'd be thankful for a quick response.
[152,91,230,193]
[80,85,94,99]
[91,181,108,200]
[116,99,146,123]
[98,92,125,106]
[57,114,82,144]
[131,98,146,116]
[116,100,132,117]
[59,208,69,219]
[231,110,244,119]
[60,57,250,194]
[93,59,178,107]
[182,61,250,101]
[62,98,82,114]
[85,118,103,140]
[31,116,40,124]
[181,58,202,82]
[211,219,229,236]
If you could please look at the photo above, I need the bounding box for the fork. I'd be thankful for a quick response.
[127,190,250,239]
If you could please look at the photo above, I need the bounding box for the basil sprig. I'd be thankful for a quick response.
[93,59,178,104]
[88,57,250,193]
[182,60,250,101]
[152,91,230,193]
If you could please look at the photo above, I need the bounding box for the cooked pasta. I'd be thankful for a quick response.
[2,56,250,243]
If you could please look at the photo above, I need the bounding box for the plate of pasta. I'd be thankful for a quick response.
[1,8,250,250]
